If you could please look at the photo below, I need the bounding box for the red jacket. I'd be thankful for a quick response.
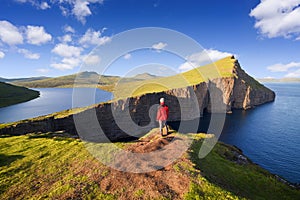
[156,104,169,121]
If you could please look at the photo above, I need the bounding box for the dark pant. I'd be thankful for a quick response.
[159,120,168,134]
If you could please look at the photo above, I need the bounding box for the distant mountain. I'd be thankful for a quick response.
[12,71,120,91]
[0,78,9,82]
[257,78,300,83]
[132,73,159,80]
[0,82,40,108]
[0,76,50,83]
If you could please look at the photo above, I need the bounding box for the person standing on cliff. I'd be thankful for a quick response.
[156,98,169,136]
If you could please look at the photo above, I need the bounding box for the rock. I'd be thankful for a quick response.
[0,59,275,141]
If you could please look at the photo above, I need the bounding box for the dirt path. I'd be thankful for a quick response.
[83,131,193,199]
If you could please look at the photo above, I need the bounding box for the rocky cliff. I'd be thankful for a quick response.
[0,57,275,141]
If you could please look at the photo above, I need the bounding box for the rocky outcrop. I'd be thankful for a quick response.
[0,59,275,141]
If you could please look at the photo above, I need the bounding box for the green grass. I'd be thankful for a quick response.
[0,133,115,199]
[187,138,300,200]
[0,82,39,108]
[1,131,298,199]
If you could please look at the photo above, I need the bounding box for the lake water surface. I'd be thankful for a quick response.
[0,88,112,123]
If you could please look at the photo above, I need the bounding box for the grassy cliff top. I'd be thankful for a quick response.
[0,82,39,108]
[11,56,236,99]
[113,56,236,98]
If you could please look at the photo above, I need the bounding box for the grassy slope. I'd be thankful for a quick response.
[188,139,299,200]
[13,72,120,91]
[0,82,40,108]
[0,132,299,199]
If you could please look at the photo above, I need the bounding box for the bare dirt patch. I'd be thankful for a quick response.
[71,131,192,199]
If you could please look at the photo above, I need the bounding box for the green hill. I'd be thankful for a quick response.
[0,82,40,108]
[13,71,120,91]
[0,76,50,83]
[132,73,160,80]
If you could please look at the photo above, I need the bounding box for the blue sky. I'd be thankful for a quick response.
[1,0,300,79]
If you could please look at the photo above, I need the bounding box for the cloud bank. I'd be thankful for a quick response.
[250,0,300,39]
[267,61,300,77]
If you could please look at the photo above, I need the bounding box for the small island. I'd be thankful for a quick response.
[0,82,40,108]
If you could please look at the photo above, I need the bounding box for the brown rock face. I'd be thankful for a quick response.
[0,60,275,140]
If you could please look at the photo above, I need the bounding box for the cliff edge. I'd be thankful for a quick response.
[0,56,275,140]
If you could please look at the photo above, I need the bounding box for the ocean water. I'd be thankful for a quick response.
[219,83,300,184]
[0,88,112,123]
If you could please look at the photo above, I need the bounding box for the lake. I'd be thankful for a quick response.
[0,84,299,184]
[0,88,112,123]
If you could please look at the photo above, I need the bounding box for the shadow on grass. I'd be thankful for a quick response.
[26,132,79,143]
[0,154,24,167]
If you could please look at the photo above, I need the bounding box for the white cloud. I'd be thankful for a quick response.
[0,20,23,46]
[64,25,75,33]
[51,57,81,70]
[178,49,233,72]
[0,51,5,59]
[59,5,69,16]
[250,0,300,39]
[36,68,50,73]
[266,61,300,78]
[18,48,40,59]
[123,53,131,60]
[14,0,104,23]
[15,0,28,2]
[152,42,167,50]
[51,42,84,70]
[15,0,50,10]
[26,25,52,45]
[84,55,101,65]
[79,28,111,47]
[40,2,50,10]
[267,62,300,72]
[285,68,300,77]
[58,0,104,23]
[52,43,83,58]
[264,76,275,79]
[59,34,72,43]
[72,1,92,24]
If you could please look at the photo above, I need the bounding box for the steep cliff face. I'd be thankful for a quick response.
[0,58,275,140]
[231,61,275,109]
[208,60,275,111]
